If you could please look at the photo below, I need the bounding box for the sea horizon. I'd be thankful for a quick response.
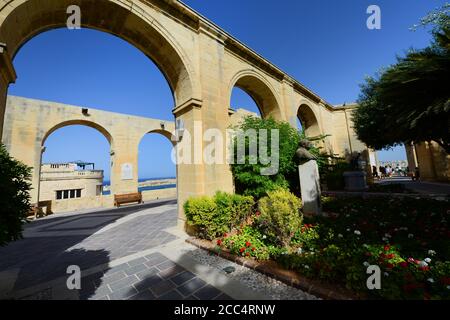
[103,176,176,186]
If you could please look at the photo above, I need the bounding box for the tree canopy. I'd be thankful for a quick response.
[353,5,450,153]
[0,144,31,246]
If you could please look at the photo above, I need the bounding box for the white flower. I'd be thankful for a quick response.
[346,228,350,232]
[345,214,350,218]
[363,261,370,267]
[384,272,389,277]
[419,261,429,268]
[262,235,267,239]
[354,230,361,236]
[384,233,391,238]
[428,250,436,256]
[447,285,450,290]
[297,248,303,254]
[408,233,414,239]
[338,234,343,238]
[427,278,435,283]
[304,265,310,269]
[382,237,388,242]
[424,258,431,263]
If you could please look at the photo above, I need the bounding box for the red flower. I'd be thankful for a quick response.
[239,247,245,253]
[419,266,430,272]
[245,241,251,247]
[255,211,261,217]
[223,233,228,238]
[387,253,395,259]
[251,247,256,251]
[217,239,222,246]
[386,263,394,269]
[400,262,408,268]
[246,252,250,257]
[384,245,390,251]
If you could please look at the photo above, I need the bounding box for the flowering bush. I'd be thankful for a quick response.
[281,196,450,299]
[218,226,271,260]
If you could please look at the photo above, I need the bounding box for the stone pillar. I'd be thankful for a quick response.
[298,160,322,216]
[173,98,206,229]
[0,43,17,141]
[110,138,139,197]
[405,142,418,173]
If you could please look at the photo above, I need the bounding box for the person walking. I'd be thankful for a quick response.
[372,165,379,179]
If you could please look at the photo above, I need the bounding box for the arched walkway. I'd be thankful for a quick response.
[297,103,321,138]
[228,71,282,120]
[0,0,198,106]
[137,130,177,202]
[40,124,111,211]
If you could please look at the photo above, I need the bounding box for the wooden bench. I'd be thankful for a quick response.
[114,192,143,207]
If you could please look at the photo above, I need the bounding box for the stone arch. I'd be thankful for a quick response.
[297,102,322,138]
[0,0,199,107]
[42,120,113,148]
[228,69,282,120]
[146,129,176,147]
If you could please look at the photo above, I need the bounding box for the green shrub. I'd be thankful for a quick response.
[184,192,255,240]
[322,161,351,190]
[184,196,219,240]
[0,144,32,246]
[215,191,254,228]
[230,116,300,199]
[257,188,303,246]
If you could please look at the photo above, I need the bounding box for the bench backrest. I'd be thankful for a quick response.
[114,193,142,201]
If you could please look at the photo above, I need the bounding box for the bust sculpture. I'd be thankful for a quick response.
[295,139,317,162]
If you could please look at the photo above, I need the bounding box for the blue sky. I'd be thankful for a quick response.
[8,0,445,179]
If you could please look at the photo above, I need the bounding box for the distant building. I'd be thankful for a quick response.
[378,160,408,170]
[39,162,104,202]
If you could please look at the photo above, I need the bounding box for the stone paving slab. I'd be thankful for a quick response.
[0,200,316,301]
[79,253,230,300]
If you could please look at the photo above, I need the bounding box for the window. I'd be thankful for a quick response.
[56,189,82,200]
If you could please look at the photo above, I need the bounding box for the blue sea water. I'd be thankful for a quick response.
[102,177,176,196]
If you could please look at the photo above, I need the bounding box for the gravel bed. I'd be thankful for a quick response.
[181,244,319,300]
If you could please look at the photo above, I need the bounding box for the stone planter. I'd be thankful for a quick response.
[343,171,368,191]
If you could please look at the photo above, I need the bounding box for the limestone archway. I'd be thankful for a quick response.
[42,120,114,147]
[228,70,282,120]
[297,103,322,138]
[40,120,114,202]
[137,129,178,202]
[0,0,199,107]
[39,121,113,209]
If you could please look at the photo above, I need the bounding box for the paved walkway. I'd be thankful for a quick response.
[376,177,450,195]
[0,199,316,300]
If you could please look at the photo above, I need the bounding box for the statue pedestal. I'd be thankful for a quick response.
[343,171,368,191]
[298,160,321,216]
